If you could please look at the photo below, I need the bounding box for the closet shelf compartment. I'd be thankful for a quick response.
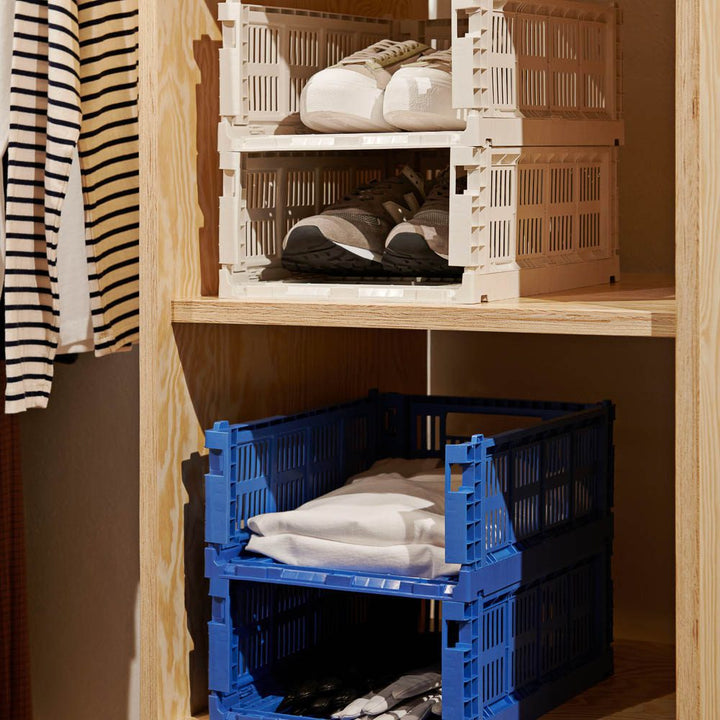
[172,274,677,338]
[218,0,625,304]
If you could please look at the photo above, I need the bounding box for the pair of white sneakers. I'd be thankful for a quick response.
[300,40,465,133]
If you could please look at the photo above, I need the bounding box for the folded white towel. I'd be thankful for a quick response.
[245,533,460,579]
[248,458,447,547]
[246,458,459,579]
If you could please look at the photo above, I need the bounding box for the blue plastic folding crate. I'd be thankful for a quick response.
[204,393,615,720]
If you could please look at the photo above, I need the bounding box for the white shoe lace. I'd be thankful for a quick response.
[405,47,452,73]
[338,39,430,69]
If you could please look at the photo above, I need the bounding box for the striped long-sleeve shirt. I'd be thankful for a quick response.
[5,0,139,413]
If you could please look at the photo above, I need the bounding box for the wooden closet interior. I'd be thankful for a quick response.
[138,1,720,718]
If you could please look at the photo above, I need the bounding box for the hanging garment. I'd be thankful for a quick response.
[2,1,94,356]
[56,152,93,355]
[0,354,33,719]
[5,0,139,413]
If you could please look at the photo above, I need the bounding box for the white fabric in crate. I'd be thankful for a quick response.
[246,533,458,579]
[249,458,446,546]
[246,458,461,579]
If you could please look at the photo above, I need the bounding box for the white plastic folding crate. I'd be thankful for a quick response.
[218,0,624,148]
[218,145,618,303]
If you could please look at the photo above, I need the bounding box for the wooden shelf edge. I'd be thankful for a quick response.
[172,275,676,338]
[190,640,675,720]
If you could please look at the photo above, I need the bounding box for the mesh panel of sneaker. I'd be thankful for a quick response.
[412,170,451,221]
[326,209,390,249]
[330,211,386,227]
[413,209,449,226]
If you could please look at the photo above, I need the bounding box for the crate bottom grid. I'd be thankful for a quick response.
[219,258,620,304]
[218,118,625,154]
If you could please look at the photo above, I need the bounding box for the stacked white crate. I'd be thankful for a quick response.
[218,0,624,303]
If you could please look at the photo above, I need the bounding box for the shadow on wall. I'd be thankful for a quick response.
[20,349,140,720]
[194,30,222,297]
[430,332,677,646]
[184,453,212,715]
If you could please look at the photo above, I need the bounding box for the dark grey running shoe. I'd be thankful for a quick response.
[282,166,426,276]
[382,169,463,278]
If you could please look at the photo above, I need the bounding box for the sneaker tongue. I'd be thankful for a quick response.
[410,48,452,72]
[341,39,430,70]
[400,165,426,199]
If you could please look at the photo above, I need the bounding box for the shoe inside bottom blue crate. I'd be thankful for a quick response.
[211,588,442,720]
[209,547,612,720]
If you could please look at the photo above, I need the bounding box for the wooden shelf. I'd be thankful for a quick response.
[190,641,674,720]
[173,275,675,338]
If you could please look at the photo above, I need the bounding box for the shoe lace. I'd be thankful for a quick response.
[330,175,414,210]
[340,39,429,67]
[410,48,452,71]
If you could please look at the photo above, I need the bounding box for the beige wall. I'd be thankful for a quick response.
[21,349,140,720]
[619,0,676,274]
[431,333,676,645]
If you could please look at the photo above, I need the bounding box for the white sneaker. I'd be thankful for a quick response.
[383,49,466,131]
[300,40,430,133]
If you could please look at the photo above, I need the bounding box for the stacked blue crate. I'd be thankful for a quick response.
[204,392,615,720]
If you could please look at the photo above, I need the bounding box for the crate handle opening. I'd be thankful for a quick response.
[446,620,461,649]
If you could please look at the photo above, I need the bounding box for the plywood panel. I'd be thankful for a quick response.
[172,275,676,338]
[676,0,720,718]
[431,333,676,646]
[543,641,675,720]
[139,1,429,719]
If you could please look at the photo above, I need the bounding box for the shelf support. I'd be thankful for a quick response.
[676,0,720,718]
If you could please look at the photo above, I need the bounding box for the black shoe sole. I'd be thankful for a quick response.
[282,225,384,276]
[382,232,463,278]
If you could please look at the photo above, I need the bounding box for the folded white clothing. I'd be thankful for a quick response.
[248,458,447,548]
[245,533,460,579]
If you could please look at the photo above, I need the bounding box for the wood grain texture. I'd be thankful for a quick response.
[676,0,720,718]
[543,641,675,719]
[172,275,676,338]
[190,641,675,720]
[140,2,429,720]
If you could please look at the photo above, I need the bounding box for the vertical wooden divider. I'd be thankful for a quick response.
[139,1,429,718]
[676,1,720,718]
